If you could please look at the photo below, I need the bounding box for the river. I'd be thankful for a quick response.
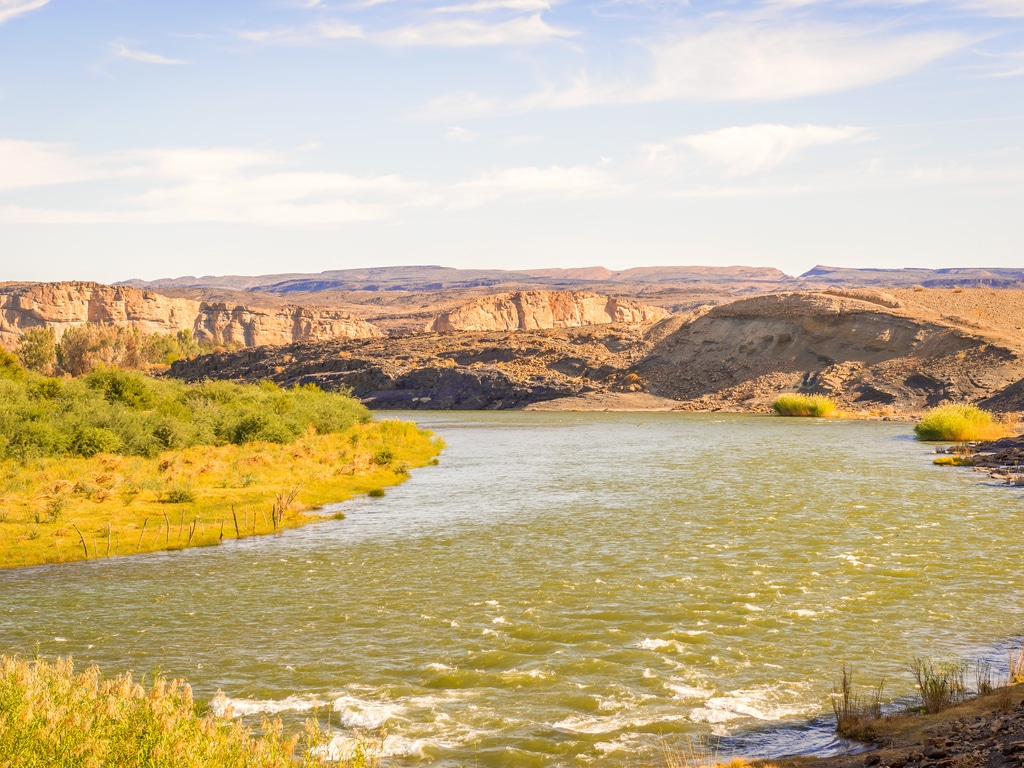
[2,412,1022,766]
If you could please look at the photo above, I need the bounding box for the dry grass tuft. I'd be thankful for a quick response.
[771,394,838,418]
[914,405,1011,442]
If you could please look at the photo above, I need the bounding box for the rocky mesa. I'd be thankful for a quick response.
[0,281,382,350]
[424,290,670,332]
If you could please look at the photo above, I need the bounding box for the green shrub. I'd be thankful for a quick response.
[372,447,395,465]
[772,393,838,417]
[368,487,386,498]
[70,427,123,458]
[0,356,370,460]
[15,327,57,375]
[914,404,1009,442]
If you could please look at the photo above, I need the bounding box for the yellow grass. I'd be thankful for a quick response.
[0,654,360,767]
[0,420,443,569]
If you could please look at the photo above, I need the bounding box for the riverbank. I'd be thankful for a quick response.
[0,420,443,569]
[773,682,1024,768]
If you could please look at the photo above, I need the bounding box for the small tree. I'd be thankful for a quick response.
[15,328,57,375]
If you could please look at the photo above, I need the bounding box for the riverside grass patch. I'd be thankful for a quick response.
[771,393,839,418]
[0,420,442,569]
[0,353,443,568]
[0,654,354,768]
[914,404,1010,442]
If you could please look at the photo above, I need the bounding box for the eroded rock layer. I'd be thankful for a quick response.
[0,282,382,350]
[425,290,670,332]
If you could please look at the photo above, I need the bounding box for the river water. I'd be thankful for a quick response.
[2,412,1023,766]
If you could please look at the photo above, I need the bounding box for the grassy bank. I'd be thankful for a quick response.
[914,404,1012,442]
[772,394,838,418]
[0,420,442,569]
[0,654,351,767]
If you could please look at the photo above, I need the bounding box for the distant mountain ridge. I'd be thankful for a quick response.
[117,264,1024,295]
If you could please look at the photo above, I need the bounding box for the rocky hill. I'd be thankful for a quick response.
[425,291,669,332]
[0,282,382,350]
[168,287,1024,413]
[636,289,1024,411]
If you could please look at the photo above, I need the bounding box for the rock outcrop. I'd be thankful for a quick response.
[425,290,670,333]
[636,291,1024,411]
[0,282,382,350]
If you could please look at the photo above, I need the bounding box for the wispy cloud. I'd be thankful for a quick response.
[418,21,969,117]
[445,126,480,141]
[238,18,365,43]
[0,141,613,225]
[111,43,187,65]
[0,140,100,190]
[240,12,573,47]
[644,124,869,176]
[375,13,576,46]
[434,0,554,12]
[0,0,49,24]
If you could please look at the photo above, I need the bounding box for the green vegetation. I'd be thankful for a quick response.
[15,323,231,378]
[771,393,838,418]
[0,354,444,568]
[910,656,967,713]
[0,654,374,767]
[914,404,1010,442]
[0,351,368,461]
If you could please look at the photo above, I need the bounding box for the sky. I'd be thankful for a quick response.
[1,0,1022,283]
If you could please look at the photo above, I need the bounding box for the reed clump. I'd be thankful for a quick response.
[910,656,968,713]
[914,404,1011,442]
[771,394,838,418]
[0,654,386,767]
[831,664,885,740]
[0,654,294,767]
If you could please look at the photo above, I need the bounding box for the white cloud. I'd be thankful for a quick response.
[378,13,575,46]
[112,43,186,65]
[418,21,968,118]
[675,123,868,176]
[434,0,553,12]
[238,18,365,43]
[0,0,49,24]
[0,141,611,225]
[640,24,966,101]
[445,126,480,142]
[240,13,568,47]
[0,140,100,190]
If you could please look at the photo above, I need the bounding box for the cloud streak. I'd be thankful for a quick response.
[644,124,869,176]
[418,21,969,117]
[0,141,614,225]
[112,43,187,65]
[0,0,49,24]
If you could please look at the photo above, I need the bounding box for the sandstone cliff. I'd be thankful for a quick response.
[0,282,382,350]
[425,290,670,333]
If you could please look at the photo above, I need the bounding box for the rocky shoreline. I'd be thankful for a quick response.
[777,684,1024,768]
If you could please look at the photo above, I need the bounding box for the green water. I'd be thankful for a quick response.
[2,412,1023,766]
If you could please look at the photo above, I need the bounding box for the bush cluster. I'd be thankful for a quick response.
[0,351,369,460]
[15,324,230,377]
[771,393,838,417]
[914,404,1008,442]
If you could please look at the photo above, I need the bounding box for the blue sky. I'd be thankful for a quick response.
[1,0,1022,282]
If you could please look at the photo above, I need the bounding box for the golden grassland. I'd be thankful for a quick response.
[0,419,443,570]
[0,654,360,768]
